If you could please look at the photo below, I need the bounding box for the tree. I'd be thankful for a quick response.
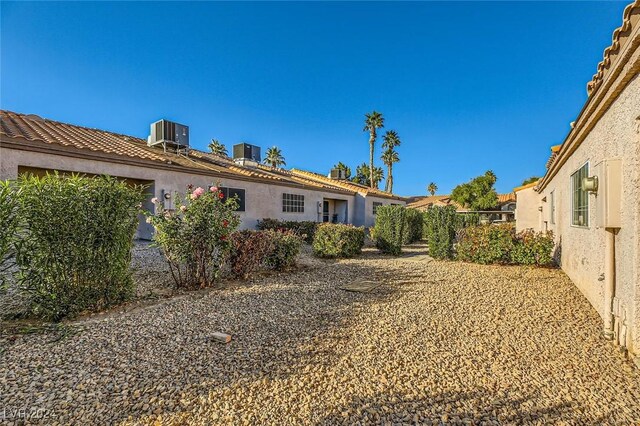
[352,162,384,189]
[333,162,352,179]
[427,182,438,196]
[208,139,228,157]
[363,111,384,189]
[450,170,499,211]
[381,130,401,193]
[264,146,286,168]
[521,176,540,186]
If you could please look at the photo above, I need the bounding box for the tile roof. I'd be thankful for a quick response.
[289,169,406,200]
[587,0,640,96]
[513,180,539,192]
[407,193,515,210]
[0,110,354,195]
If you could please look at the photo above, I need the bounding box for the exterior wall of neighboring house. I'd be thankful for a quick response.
[532,73,640,359]
[363,195,405,228]
[515,186,541,232]
[0,147,356,238]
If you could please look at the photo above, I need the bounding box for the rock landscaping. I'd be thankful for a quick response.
[1,244,639,425]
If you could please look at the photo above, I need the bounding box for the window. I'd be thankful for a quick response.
[550,190,555,225]
[571,163,589,227]
[282,193,304,213]
[373,202,383,215]
[217,187,246,212]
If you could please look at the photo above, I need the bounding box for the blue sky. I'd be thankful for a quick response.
[0,1,629,196]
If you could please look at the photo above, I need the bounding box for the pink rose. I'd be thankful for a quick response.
[190,187,205,199]
[210,186,218,192]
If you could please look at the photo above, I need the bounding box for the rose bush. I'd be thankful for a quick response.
[147,185,240,289]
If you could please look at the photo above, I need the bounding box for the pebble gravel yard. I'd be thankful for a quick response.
[1,244,639,425]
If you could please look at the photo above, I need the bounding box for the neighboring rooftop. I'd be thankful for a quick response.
[0,110,358,195]
[407,193,516,211]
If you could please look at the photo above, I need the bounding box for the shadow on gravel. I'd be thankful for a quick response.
[100,260,410,424]
[317,387,583,425]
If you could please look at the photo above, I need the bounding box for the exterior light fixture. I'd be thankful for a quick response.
[583,176,599,193]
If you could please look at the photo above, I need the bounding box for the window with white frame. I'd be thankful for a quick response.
[282,193,304,213]
[571,163,589,227]
[550,190,555,225]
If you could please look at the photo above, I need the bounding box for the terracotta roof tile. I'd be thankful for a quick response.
[587,0,640,95]
[290,169,406,200]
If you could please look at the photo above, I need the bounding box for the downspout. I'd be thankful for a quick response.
[603,228,616,340]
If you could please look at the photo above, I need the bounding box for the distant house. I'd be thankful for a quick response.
[515,1,639,366]
[407,193,516,222]
[0,111,405,238]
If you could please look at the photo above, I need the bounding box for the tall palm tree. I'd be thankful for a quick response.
[363,111,384,189]
[333,162,352,179]
[427,182,438,196]
[381,130,401,193]
[264,146,286,168]
[381,148,399,192]
[208,139,228,157]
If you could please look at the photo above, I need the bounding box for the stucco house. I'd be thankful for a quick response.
[515,1,639,366]
[0,110,405,238]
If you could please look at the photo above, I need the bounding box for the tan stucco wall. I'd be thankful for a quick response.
[0,148,356,237]
[531,73,640,356]
[515,186,541,232]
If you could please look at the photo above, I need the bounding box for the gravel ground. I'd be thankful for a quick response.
[1,244,639,425]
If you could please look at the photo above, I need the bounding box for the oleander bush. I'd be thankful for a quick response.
[147,185,240,289]
[422,206,458,259]
[264,230,303,270]
[403,208,424,245]
[226,230,275,279]
[0,181,20,289]
[14,173,143,321]
[456,224,555,266]
[510,229,555,266]
[312,223,365,258]
[256,218,317,243]
[373,205,406,256]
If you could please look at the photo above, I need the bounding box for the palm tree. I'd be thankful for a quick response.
[208,139,228,157]
[264,146,286,168]
[353,162,384,189]
[333,162,352,179]
[427,182,438,196]
[381,148,399,192]
[381,130,401,193]
[363,111,384,189]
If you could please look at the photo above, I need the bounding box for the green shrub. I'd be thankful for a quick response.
[312,223,365,258]
[14,173,143,321]
[373,205,406,256]
[0,181,20,288]
[423,206,458,259]
[257,218,317,243]
[455,223,514,264]
[264,230,303,270]
[226,230,274,279]
[147,185,240,289]
[510,229,555,266]
[402,208,424,244]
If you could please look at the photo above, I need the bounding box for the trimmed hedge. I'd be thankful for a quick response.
[312,223,365,258]
[422,206,457,259]
[0,181,19,288]
[456,224,555,266]
[256,218,317,244]
[15,173,143,320]
[373,205,406,256]
[402,208,424,245]
[264,230,303,270]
